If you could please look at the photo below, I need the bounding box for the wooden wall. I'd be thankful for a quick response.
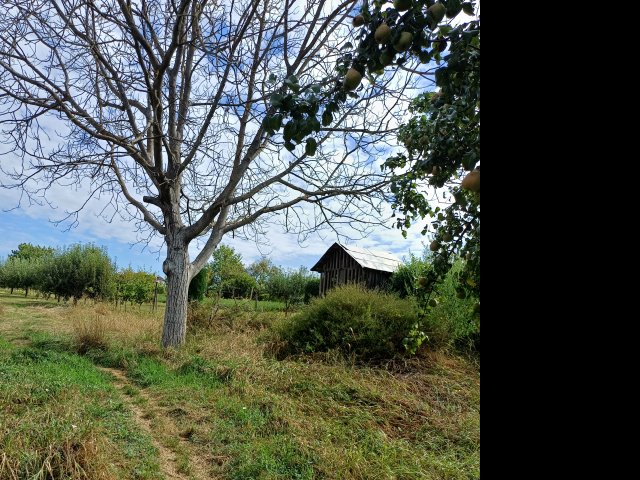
[317,247,392,296]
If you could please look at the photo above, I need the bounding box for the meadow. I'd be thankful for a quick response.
[0,290,479,480]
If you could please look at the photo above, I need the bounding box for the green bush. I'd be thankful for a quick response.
[116,268,156,305]
[389,254,431,298]
[274,284,420,361]
[424,262,480,352]
[390,252,480,353]
[188,266,209,302]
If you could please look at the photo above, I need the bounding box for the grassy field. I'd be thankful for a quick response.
[0,290,480,480]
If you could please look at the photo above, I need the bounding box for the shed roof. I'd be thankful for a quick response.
[311,243,403,273]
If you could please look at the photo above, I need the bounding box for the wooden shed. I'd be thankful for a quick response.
[311,243,403,296]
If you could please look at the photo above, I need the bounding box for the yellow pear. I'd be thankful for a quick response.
[428,3,446,24]
[461,170,480,193]
[375,24,392,44]
[353,15,365,27]
[343,68,362,91]
[393,32,414,52]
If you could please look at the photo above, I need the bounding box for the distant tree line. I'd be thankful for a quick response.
[0,242,320,309]
[0,243,162,306]
[187,245,320,309]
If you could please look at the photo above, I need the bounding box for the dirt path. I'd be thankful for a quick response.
[99,367,212,480]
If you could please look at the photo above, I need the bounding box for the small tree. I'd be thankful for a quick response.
[208,246,255,299]
[248,258,280,301]
[9,243,55,262]
[117,268,156,306]
[0,257,42,296]
[267,267,314,312]
[43,244,116,304]
[188,266,209,302]
[2,243,55,296]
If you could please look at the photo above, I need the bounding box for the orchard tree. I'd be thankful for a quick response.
[267,0,480,298]
[42,244,116,303]
[117,268,156,305]
[248,257,280,300]
[208,245,251,299]
[343,0,481,298]
[9,243,55,262]
[0,257,42,296]
[0,0,413,347]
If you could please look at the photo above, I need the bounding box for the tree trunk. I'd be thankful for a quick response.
[162,241,191,348]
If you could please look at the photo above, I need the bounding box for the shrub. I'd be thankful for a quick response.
[273,284,420,361]
[188,266,209,302]
[424,262,480,351]
[187,299,219,329]
[116,268,156,305]
[73,318,109,354]
[388,254,431,298]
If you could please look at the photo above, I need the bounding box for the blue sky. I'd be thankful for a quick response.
[0,198,430,276]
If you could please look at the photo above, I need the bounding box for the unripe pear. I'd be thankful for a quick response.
[428,3,446,24]
[343,68,362,91]
[353,15,365,27]
[393,0,412,12]
[375,24,392,44]
[393,32,414,52]
[461,170,480,193]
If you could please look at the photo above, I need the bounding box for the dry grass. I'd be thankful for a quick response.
[0,436,115,480]
[1,291,480,479]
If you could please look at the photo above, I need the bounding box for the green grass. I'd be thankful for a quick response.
[0,289,480,480]
[216,297,288,312]
[0,335,161,479]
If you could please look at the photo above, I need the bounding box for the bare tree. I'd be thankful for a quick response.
[0,0,411,347]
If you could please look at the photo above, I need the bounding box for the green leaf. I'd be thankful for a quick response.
[270,93,284,107]
[462,2,475,15]
[322,110,333,127]
[284,141,296,152]
[305,138,318,157]
[284,75,300,93]
[446,0,463,18]
[283,122,296,142]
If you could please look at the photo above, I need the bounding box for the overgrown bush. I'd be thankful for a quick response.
[390,253,480,353]
[273,284,421,361]
[73,318,109,354]
[423,262,480,352]
[188,266,209,302]
[389,254,431,298]
[187,299,219,329]
[116,268,156,305]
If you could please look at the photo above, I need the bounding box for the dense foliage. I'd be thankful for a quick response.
[275,284,421,361]
[0,243,160,305]
[389,252,479,351]
[208,246,256,299]
[188,267,209,302]
[40,244,116,302]
[116,268,157,306]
